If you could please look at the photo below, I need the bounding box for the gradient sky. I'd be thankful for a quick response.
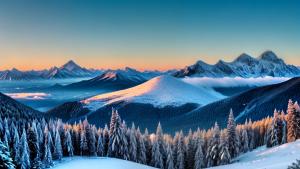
[0,0,299,71]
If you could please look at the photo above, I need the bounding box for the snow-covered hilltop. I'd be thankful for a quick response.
[210,140,300,169]
[81,75,225,111]
[173,51,300,78]
[52,157,156,169]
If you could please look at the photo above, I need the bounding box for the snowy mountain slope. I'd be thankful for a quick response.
[210,140,300,169]
[164,77,300,131]
[81,75,225,110]
[173,51,300,78]
[63,67,149,90]
[52,157,156,169]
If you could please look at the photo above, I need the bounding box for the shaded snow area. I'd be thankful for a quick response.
[211,140,300,169]
[52,157,156,169]
[81,75,225,111]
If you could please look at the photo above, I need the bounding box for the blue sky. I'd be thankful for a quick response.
[0,0,299,70]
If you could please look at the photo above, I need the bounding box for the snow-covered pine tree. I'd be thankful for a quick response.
[194,141,204,169]
[28,126,42,169]
[80,127,88,156]
[88,126,97,156]
[186,129,196,169]
[102,124,109,156]
[53,129,63,160]
[241,128,249,153]
[176,131,185,169]
[128,123,137,162]
[206,122,220,167]
[226,109,239,158]
[0,139,15,169]
[281,110,287,144]
[96,132,104,156]
[19,128,30,169]
[64,129,74,157]
[43,139,53,168]
[12,125,20,166]
[218,130,231,165]
[269,119,279,147]
[144,128,152,165]
[136,128,146,164]
[151,136,163,169]
[288,159,300,169]
[165,142,174,169]
[156,122,166,166]
[287,99,298,142]
[108,111,128,159]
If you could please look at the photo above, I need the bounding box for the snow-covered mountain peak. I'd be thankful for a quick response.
[234,53,257,63]
[61,60,82,71]
[81,75,224,110]
[258,51,283,63]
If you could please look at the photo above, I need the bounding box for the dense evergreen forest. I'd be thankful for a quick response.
[1,99,300,169]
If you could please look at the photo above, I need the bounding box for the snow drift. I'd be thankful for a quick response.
[210,139,300,169]
[52,157,156,169]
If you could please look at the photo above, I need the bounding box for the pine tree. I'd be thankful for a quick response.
[186,129,196,169]
[287,99,298,142]
[270,119,279,147]
[281,111,287,144]
[176,131,185,169]
[165,143,174,169]
[12,126,20,166]
[241,129,249,153]
[219,131,231,165]
[108,110,128,159]
[28,127,42,169]
[88,126,97,156]
[144,128,152,165]
[156,122,166,166]
[151,137,163,169]
[53,129,63,160]
[64,129,74,157]
[19,128,30,169]
[43,128,53,168]
[207,122,220,167]
[288,159,300,169]
[103,124,109,156]
[80,128,88,156]
[194,142,204,169]
[0,140,15,169]
[128,123,137,162]
[226,109,239,158]
[96,133,104,156]
[137,128,146,164]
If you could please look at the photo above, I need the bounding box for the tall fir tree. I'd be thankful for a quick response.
[151,137,164,169]
[194,142,204,169]
[19,128,30,169]
[28,127,42,169]
[226,109,239,158]
[0,139,15,169]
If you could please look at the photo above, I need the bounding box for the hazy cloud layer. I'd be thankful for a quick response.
[182,77,291,88]
[5,92,50,100]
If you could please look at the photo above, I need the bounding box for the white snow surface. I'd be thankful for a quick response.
[81,75,225,111]
[52,157,156,169]
[210,140,300,169]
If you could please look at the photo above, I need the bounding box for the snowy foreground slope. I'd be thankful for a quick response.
[211,140,300,169]
[52,157,156,169]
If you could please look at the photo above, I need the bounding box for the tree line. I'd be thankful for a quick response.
[1,100,300,169]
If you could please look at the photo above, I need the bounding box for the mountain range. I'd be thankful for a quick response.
[45,76,300,133]
[173,51,300,78]
[1,51,300,81]
[0,60,101,80]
